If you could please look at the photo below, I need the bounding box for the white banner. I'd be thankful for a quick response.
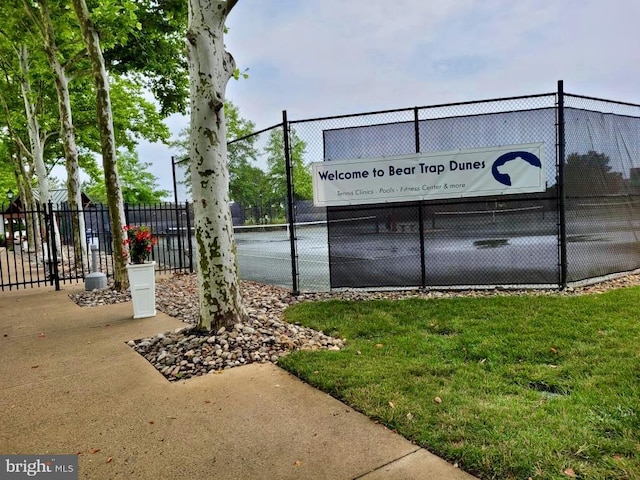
[312,143,545,206]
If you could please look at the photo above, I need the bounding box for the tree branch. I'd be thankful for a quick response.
[0,28,21,59]
[41,129,58,152]
[21,0,46,37]
[45,159,61,176]
[15,154,32,186]
[0,94,33,162]
[37,0,60,62]
[0,53,13,78]
[63,47,88,73]
[226,0,239,14]
[43,130,57,143]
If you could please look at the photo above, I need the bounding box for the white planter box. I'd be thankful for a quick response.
[126,261,156,318]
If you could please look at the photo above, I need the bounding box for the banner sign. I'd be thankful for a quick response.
[312,143,545,206]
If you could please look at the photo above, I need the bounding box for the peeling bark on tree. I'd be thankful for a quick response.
[14,153,41,256]
[2,58,41,256]
[71,0,128,289]
[17,45,44,256]
[36,3,87,270]
[187,0,246,331]
[17,40,61,257]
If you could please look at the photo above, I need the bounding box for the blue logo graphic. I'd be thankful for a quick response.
[491,151,542,186]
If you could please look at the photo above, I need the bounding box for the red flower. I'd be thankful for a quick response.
[122,225,156,264]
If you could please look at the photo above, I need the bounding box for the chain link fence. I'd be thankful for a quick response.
[290,94,561,290]
[563,94,640,283]
[222,84,640,292]
[291,108,416,291]
[226,124,297,290]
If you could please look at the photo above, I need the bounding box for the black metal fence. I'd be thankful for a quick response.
[0,202,193,291]
[1,201,57,291]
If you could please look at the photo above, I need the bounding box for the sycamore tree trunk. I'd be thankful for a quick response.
[72,0,128,289]
[16,39,61,259]
[1,50,41,257]
[38,0,87,271]
[14,154,41,256]
[17,45,43,256]
[186,0,246,330]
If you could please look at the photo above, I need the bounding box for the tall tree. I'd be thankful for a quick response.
[0,3,60,256]
[2,0,175,267]
[225,101,261,207]
[0,142,18,204]
[0,40,44,209]
[17,45,48,207]
[565,151,624,197]
[21,0,86,266]
[265,127,313,212]
[84,151,169,204]
[14,45,47,255]
[187,0,245,330]
[72,0,128,289]
[103,0,188,116]
[171,101,260,203]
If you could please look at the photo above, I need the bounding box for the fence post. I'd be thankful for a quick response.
[557,80,568,289]
[46,201,60,290]
[283,110,299,295]
[415,107,427,289]
[172,156,184,270]
[185,201,194,273]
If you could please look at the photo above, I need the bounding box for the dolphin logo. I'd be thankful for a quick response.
[491,151,542,186]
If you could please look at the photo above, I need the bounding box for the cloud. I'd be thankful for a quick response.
[138,0,640,199]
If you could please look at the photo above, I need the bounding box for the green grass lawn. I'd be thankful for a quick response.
[279,287,640,480]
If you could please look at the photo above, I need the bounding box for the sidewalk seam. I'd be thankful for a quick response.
[351,446,422,480]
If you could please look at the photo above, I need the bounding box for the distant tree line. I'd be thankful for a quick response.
[172,101,313,224]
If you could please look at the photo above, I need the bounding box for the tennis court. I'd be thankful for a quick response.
[156,200,640,292]
[234,222,330,291]
[226,203,640,291]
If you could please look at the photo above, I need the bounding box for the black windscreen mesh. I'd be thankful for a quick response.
[323,104,560,288]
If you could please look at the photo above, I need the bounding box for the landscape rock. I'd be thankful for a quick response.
[68,272,640,382]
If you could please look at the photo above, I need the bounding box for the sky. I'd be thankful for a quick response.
[138,0,640,201]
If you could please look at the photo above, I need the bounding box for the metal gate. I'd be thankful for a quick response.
[1,202,194,292]
[1,203,65,291]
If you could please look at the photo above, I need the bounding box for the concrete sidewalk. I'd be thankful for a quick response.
[0,285,476,480]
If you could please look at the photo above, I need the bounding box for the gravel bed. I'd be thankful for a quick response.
[71,275,346,381]
[69,272,640,381]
